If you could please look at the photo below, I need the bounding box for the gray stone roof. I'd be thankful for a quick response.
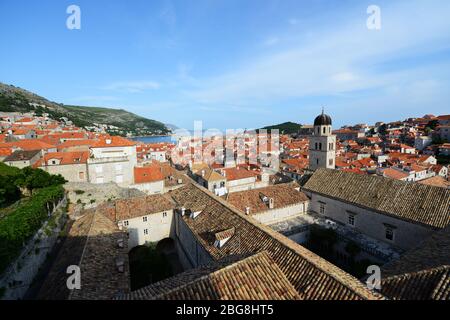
[119,251,302,300]
[302,168,450,229]
[166,183,384,300]
[381,265,449,300]
[4,149,40,162]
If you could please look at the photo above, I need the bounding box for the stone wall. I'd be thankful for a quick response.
[307,192,435,251]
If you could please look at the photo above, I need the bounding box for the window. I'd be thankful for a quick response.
[79,172,85,180]
[144,229,149,235]
[319,203,326,214]
[323,127,326,134]
[115,164,123,172]
[163,212,167,218]
[124,220,129,227]
[348,213,355,226]
[95,165,103,174]
[316,158,319,165]
[315,142,318,150]
[143,216,147,222]
[385,227,394,241]
[319,142,322,150]
[329,158,333,166]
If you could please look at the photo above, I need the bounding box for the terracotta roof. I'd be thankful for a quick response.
[381,266,449,300]
[382,225,450,278]
[0,148,12,157]
[168,183,384,300]
[134,166,164,184]
[57,139,95,150]
[221,167,258,181]
[303,168,450,229]
[114,194,175,221]
[119,251,301,300]
[227,184,308,215]
[0,139,56,151]
[215,227,236,241]
[39,151,89,166]
[419,176,450,189]
[382,168,409,180]
[37,209,130,300]
[198,167,226,182]
[91,136,136,148]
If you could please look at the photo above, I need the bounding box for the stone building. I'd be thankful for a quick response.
[87,136,137,186]
[3,149,41,168]
[302,168,450,251]
[37,151,89,182]
[226,184,309,224]
[308,110,336,170]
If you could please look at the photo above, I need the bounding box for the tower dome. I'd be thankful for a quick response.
[314,111,332,126]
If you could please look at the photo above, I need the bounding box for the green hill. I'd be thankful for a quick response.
[259,121,302,134]
[0,82,170,136]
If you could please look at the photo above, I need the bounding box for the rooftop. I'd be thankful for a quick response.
[303,168,450,229]
[226,184,308,215]
[167,183,384,300]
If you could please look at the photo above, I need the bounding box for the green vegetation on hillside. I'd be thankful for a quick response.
[259,121,303,134]
[0,82,170,136]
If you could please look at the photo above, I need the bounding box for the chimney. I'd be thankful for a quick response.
[106,138,112,145]
[180,207,186,216]
[245,207,250,215]
[269,198,274,209]
[201,170,205,177]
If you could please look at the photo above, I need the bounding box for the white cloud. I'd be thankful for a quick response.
[263,37,280,46]
[103,81,161,93]
[183,0,450,106]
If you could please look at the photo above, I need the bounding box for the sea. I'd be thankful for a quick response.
[131,135,175,144]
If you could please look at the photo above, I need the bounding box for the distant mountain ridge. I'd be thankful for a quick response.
[0,82,171,136]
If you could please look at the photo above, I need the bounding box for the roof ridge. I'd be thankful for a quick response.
[187,181,384,300]
[148,251,286,300]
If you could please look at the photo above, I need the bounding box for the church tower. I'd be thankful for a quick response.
[309,109,336,170]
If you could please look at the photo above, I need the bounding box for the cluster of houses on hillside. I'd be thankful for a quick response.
[280,114,450,189]
[0,112,181,194]
[1,110,449,301]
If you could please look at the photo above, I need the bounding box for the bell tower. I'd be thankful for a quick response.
[309,108,336,170]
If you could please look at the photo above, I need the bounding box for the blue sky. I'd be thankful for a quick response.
[0,0,449,130]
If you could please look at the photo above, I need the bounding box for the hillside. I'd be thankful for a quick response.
[0,83,170,136]
[259,121,302,134]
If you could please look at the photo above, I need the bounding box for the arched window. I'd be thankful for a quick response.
[315,142,318,150]
[316,158,319,165]
[319,143,322,150]
[323,127,326,134]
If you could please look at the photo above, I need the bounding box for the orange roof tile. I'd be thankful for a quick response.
[134,166,164,184]
[91,136,136,148]
[39,151,89,166]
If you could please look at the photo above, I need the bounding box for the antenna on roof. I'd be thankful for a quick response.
[322,106,325,114]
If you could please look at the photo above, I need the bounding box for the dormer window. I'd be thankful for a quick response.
[190,211,202,219]
[214,227,235,248]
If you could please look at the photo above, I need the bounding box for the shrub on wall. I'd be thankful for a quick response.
[0,185,64,274]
